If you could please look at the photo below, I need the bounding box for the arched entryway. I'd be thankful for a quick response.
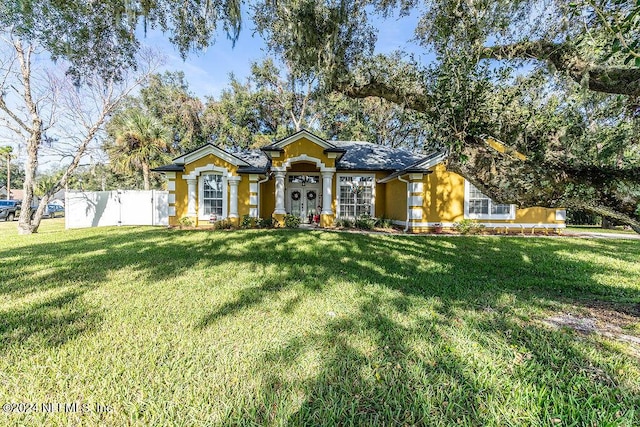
[271,154,335,227]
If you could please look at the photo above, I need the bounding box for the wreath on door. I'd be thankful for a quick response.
[291,190,301,201]
[307,191,317,201]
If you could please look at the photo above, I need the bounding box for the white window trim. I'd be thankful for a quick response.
[335,173,376,218]
[464,180,515,220]
[198,171,228,220]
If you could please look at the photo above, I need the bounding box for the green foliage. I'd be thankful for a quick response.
[256,217,273,228]
[178,217,195,227]
[254,0,375,84]
[1,0,242,82]
[0,161,24,189]
[140,72,207,152]
[105,108,172,190]
[284,214,301,228]
[203,55,433,150]
[240,214,255,229]
[453,219,485,235]
[567,209,601,226]
[213,219,234,230]
[334,217,354,228]
[202,58,317,148]
[354,214,375,230]
[374,216,393,229]
[34,173,63,197]
[317,88,431,150]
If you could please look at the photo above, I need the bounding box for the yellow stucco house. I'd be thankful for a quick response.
[153,129,566,232]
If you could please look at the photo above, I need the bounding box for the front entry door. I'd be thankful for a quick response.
[288,187,320,224]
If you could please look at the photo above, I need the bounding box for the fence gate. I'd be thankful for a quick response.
[65,190,168,229]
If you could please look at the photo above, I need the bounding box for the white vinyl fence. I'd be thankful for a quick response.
[65,190,168,229]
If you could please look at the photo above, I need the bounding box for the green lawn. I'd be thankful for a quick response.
[1,220,639,426]
[566,225,637,234]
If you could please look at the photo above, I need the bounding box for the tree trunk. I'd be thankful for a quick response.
[601,217,614,229]
[18,130,40,234]
[142,162,150,191]
[5,155,9,200]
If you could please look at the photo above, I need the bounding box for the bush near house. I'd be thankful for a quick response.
[284,214,301,228]
[1,219,639,426]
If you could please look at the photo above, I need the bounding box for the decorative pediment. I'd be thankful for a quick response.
[172,144,250,167]
[265,129,336,151]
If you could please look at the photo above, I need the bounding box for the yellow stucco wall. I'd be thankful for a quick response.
[260,178,275,219]
[384,179,407,221]
[424,164,465,222]
[373,172,387,218]
[172,174,187,223]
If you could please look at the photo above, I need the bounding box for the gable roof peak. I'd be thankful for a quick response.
[265,129,337,150]
[171,142,251,167]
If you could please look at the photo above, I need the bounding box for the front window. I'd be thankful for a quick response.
[465,180,515,219]
[338,175,374,218]
[202,174,223,216]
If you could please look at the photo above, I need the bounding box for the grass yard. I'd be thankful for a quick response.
[1,220,639,426]
[566,225,636,235]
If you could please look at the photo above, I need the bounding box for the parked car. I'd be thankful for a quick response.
[44,204,65,218]
[0,200,22,221]
[0,200,37,221]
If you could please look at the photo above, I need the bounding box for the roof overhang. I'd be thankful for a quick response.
[237,166,269,174]
[323,147,347,160]
[378,150,447,183]
[378,169,433,183]
[151,164,185,173]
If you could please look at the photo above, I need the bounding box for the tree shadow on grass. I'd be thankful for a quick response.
[249,293,639,426]
[0,288,101,351]
[0,226,638,424]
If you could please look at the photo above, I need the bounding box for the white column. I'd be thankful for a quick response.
[228,176,241,219]
[187,179,197,216]
[274,170,286,214]
[321,171,334,215]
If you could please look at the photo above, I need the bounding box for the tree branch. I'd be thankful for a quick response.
[481,41,640,96]
[334,78,433,112]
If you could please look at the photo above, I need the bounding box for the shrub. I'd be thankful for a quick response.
[256,217,273,229]
[213,219,234,230]
[375,216,393,229]
[335,218,354,228]
[355,214,375,230]
[284,214,300,228]
[178,217,194,228]
[240,214,254,229]
[453,219,484,235]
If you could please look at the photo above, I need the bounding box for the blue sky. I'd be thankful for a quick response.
[144,10,428,99]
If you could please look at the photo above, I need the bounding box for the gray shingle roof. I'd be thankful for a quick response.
[228,147,270,169]
[153,137,437,175]
[332,141,425,171]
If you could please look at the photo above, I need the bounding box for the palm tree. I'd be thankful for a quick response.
[107,109,172,190]
[0,146,13,200]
